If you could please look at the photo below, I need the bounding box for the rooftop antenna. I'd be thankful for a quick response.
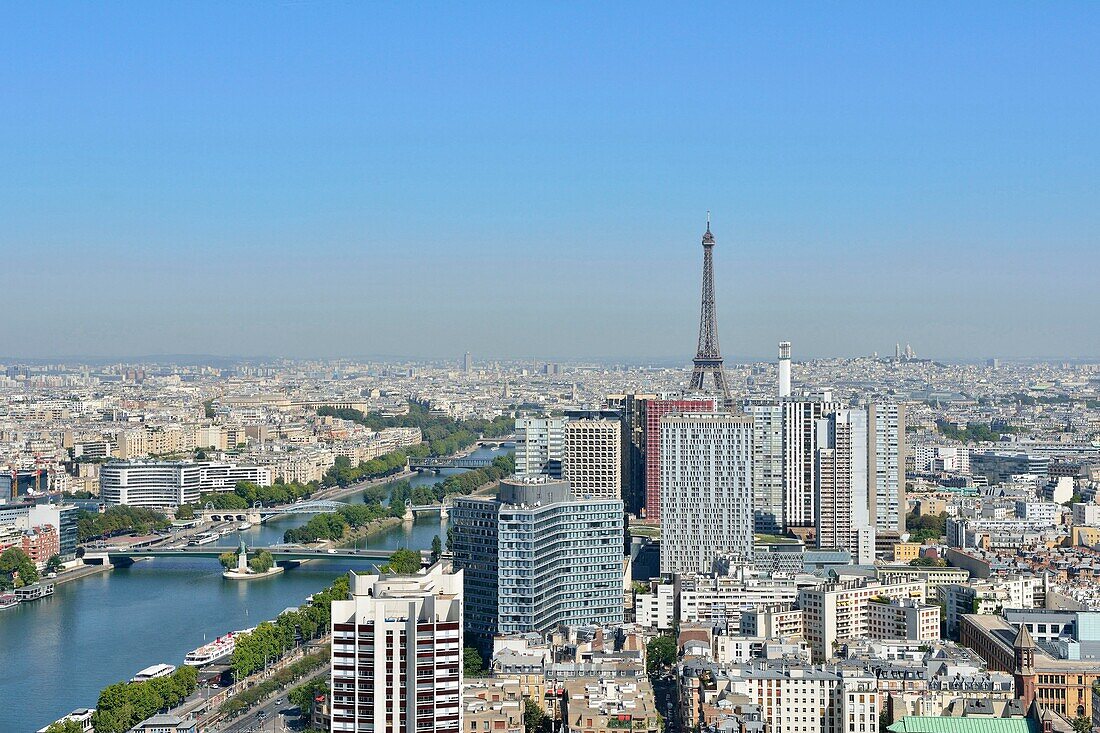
[706,210,711,231]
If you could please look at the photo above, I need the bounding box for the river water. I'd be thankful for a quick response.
[0,446,504,732]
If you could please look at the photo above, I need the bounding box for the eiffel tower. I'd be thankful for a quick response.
[689,214,732,404]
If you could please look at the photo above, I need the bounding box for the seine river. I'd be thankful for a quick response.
[0,446,503,732]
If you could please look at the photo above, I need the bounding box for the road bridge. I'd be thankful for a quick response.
[401,497,453,521]
[201,499,348,524]
[83,545,428,567]
[408,456,493,472]
[477,436,517,448]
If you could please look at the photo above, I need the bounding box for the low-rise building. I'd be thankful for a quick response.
[462,678,524,733]
[959,613,1100,720]
[798,580,929,661]
[561,678,660,733]
[937,576,1041,638]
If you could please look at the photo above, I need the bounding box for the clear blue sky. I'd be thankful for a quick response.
[2,3,1097,362]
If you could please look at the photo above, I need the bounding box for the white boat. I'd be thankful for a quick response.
[188,532,219,546]
[131,663,176,682]
[14,583,54,602]
[184,628,250,666]
[0,594,18,610]
[237,521,253,531]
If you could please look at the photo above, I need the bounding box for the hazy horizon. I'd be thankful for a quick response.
[3,4,1098,361]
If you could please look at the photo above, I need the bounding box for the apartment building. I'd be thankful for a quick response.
[561,678,660,733]
[938,577,1041,637]
[450,477,624,650]
[783,394,844,530]
[676,571,802,632]
[643,397,714,523]
[815,409,874,563]
[563,418,621,500]
[797,580,929,661]
[99,461,272,508]
[659,412,753,575]
[514,416,565,478]
[330,565,464,733]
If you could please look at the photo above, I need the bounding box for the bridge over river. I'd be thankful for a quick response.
[201,499,349,524]
[83,545,429,567]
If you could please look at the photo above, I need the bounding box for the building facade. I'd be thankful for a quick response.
[99,461,272,508]
[514,417,566,478]
[643,397,715,523]
[659,412,753,575]
[815,409,873,563]
[563,418,621,500]
[329,565,464,733]
[450,478,624,650]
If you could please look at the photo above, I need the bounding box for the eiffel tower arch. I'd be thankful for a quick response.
[689,216,732,404]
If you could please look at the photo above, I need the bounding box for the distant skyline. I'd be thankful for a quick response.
[2,4,1098,361]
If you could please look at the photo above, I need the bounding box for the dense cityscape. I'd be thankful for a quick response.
[6,4,1100,733]
[2,217,1099,733]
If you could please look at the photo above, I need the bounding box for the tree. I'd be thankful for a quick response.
[0,547,39,589]
[379,548,422,575]
[646,636,676,675]
[1071,716,1091,733]
[289,678,329,715]
[909,557,946,567]
[249,550,274,573]
[219,551,238,570]
[906,512,947,543]
[463,646,485,677]
[524,697,551,733]
[91,665,197,733]
[76,505,170,541]
[430,535,442,562]
[45,554,64,574]
[175,504,195,520]
[44,720,84,733]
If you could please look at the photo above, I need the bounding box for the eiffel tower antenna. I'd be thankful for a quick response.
[689,214,732,404]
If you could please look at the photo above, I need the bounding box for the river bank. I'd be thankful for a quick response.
[1,444,507,732]
[310,437,503,503]
[314,469,414,502]
[309,515,406,552]
[50,562,111,587]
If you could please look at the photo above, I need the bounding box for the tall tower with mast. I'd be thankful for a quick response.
[689,213,732,404]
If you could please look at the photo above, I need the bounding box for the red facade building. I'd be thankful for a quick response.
[643,398,714,523]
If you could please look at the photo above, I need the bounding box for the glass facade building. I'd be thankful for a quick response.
[450,477,624,651]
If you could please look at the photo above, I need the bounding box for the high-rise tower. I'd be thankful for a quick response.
[689,215,732,404]
[778,341,792,398]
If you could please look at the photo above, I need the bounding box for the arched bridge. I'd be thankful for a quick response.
[259,500,347,517]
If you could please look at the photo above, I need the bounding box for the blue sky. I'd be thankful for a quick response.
[2,3,1097,361]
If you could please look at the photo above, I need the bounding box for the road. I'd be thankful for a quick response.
[219,695,301,733]
[652,672,680,733]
